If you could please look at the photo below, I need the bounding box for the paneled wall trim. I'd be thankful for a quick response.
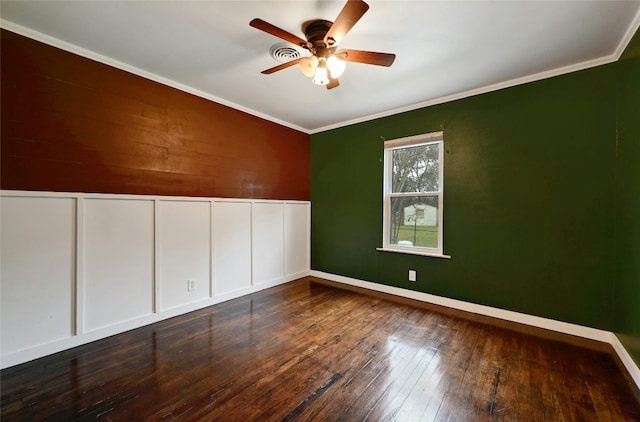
[0,190,310,368]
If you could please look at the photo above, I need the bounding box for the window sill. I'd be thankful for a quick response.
[376,247,452,259]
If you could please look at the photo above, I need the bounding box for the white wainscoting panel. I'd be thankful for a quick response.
[0,191,310,368]
[213,201,252,297]
[0,196,76,355]
[284,203,310,277]
[158,200,211,310]
[252,202,285,286]
[83,199,154,332]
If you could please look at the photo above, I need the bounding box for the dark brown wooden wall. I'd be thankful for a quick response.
[1,29,310,200]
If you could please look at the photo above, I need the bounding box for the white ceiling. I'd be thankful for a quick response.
[2,1,639,133]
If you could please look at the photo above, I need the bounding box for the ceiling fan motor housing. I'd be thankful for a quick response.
[302,20,335,51]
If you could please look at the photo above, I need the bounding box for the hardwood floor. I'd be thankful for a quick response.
[2,277,639,421]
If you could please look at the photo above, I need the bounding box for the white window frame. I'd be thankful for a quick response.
[377,131,450,259]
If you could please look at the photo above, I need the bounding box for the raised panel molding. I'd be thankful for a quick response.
[0,195,76,356]
[158,201,210,310]
[0,191,310,368]
[83,199,154,332]
[213,201,252,297]
[252,203,285,286]
[285,203,310,277]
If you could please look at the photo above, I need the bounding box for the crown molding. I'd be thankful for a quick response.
[309,54,616,134]
[0,19,311,134]
[614,6,640,59]
[3,12,638,136]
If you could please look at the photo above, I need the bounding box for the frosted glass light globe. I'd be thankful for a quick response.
[326,55,346,78]
[312,65,330,85]
[299,56,319,77]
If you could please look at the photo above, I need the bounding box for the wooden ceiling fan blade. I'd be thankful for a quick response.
[250,18,312,49]
[261,58,302,75]
[327,77,340,90]
[338,49,396,67]
[324,0,369,46]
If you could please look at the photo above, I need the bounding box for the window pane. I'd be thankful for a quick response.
[391,144,439,193]
[389,196,439,248]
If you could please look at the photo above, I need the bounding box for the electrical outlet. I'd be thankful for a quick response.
[408,270,417,282]
[187,279,196,291]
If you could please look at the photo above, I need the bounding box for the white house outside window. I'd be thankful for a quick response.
[379,131,449,258]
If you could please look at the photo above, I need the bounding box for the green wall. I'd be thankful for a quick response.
[311,63,623,330]
[614,32,640,365]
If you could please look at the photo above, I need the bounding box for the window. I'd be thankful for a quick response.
[380,131,447,257]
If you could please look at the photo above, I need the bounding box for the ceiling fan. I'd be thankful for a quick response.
[250,0,396,90]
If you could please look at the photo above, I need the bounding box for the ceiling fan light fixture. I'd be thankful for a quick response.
[326,55,346,78]
[299,55,318,77]
[251,0,395,89]
[312,62,330,86]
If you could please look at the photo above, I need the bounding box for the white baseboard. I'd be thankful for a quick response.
[5,269,638,394]
[611,334,640,390]
[1,274,303,369]
[310,270,640,391]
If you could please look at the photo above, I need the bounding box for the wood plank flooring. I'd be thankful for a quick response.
[2,277,639,421]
